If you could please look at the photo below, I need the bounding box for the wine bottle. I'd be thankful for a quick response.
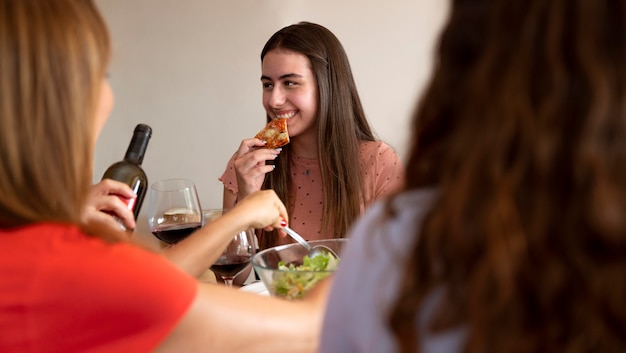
[101,124,152,226]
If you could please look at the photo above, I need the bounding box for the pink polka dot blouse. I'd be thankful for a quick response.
[219,141,404,244]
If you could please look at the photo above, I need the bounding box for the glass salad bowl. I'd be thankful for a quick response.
[251,238,347,300]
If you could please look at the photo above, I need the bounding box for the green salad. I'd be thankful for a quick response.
[272,252,339,300]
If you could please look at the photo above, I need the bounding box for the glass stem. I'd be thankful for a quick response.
[223,276,235,287]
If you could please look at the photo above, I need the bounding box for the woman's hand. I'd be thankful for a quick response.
[233,138,281,201]
[82,179,136,231]
[228,189,288,230]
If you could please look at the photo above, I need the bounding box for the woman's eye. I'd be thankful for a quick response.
[262,82,273,89]
[284,81,297,87]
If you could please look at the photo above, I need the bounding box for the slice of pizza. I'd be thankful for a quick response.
[254,118,290,149]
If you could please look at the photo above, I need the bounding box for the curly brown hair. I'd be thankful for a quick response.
[389,0,626,352]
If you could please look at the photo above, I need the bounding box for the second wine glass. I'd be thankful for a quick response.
[148,178,204,245]
[209,220,256,287]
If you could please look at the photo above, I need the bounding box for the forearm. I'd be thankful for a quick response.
[199,284,325,353]
[157,283,326,353]
[163,189,287,278]
[223,187,238,209]
[161,211,251,277]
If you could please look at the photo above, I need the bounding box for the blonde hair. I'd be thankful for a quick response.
[0,0,110,227]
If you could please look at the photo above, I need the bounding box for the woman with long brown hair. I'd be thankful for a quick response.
[0,1,325,352]
[320,0,626,352]
[220,22,404,249]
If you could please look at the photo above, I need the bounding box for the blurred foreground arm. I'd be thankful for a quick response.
[156,276,332,353]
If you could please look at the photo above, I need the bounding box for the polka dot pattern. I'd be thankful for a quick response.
[219,140,404,245]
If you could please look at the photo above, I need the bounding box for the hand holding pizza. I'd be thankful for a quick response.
[232,118,290,202]
[233,138,280,200]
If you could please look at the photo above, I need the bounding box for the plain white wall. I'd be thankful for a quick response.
[93,0,449,239]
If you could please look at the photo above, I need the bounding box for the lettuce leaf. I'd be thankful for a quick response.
[272,251,339,299]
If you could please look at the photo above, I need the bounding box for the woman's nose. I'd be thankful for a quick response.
[269,88,286,107]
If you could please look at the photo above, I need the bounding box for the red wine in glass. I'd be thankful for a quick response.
[210,255,252,278]
[147,179,204,245]
[210,229,256,286]
[152,222,202,244]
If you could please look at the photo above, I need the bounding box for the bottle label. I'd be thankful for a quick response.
[111,196,136,232]
[119,195,137,211]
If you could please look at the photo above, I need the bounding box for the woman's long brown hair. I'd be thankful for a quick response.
[0,0,110,229]
[259,22,376,248]
[390,0,626,352]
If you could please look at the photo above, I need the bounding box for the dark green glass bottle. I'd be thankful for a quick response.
[102,124,152,220]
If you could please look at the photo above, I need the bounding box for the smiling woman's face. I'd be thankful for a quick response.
[261,49,318,141]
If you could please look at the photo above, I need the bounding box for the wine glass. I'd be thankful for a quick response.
[209,218,257,287]
[148,178,204,245]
